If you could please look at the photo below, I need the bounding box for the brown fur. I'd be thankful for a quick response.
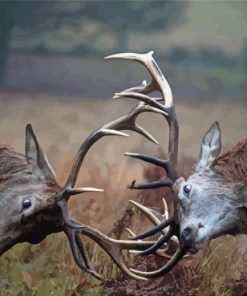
[214,138,247,185]
[0,142,28,184]
[0,142,60,193]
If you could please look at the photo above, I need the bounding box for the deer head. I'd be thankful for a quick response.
[0,125,62,255]
[105,51,247,279]
[0,90,173,280]
[175,123,247,253]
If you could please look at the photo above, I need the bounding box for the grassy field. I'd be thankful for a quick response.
[0,92,246,295]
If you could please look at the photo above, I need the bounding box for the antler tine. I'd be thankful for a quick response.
[125,151,177,190]
[130,218,174,241]
[135,221,179,256]
[62,128,129,192]
[64,226,103,280]
[104,51,185,278]
[129,200,179,246]
[130,247,187,279]
[113,92,165,110]
[51,79,174,280]
[105,51,173,108]
[76,224,158,281]
[126,228,173,260]
[61,208,157,281]
[162,197,169,218]
[102,101,165,145]
[130,199,165,224]
[128,180,173,190]
[106,51,178,170]
[56,99,168,202]
[57,178,160,280]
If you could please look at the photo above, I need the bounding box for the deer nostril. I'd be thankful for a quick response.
[181,227,192,241]
[198,222,204,228]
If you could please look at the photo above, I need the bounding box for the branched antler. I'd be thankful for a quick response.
[127,198,179,259]
[53,94,164,280]
[105,51,186,278]
[52,51,186,280]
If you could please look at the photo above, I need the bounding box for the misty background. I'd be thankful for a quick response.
[0,1,246,295]
[1,1,247,101]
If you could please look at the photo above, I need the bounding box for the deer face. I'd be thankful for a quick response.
[0,125,62,255]
[176,122,244,253]
[0,180,61,254]
[176,172,239,253]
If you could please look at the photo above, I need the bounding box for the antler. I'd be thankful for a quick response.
[63,220,156,281]
[53,96,165,280]
[105,51,186,278]
[51,51,186,280]
[63,197,181,281]
[127,198,179,259]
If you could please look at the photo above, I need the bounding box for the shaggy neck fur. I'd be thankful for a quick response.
[0,142,59,192]
[213,138,247,185]
[0,142,29,185]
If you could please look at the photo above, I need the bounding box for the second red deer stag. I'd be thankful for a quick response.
[0,51,246,281]
[106,51,247,279]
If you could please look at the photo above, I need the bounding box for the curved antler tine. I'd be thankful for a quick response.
[129,200,164,224]
[105,53,154,97]
[126,227,136,238]
[130,218,174,241]
[162,197,169,218]
[128,199,179,252]
[137,227,175,256]
[64,227,103,280]
[125,152,177,188]
[66,187,104,197]
[103,101,165,145]
[108,51,178,169]
[130,247,187,279]
[106,51,173,108]
[125,152,168,169]
[132,102,167,117]
[74,231,103,280]
[134,123,159,145]
[128,180,173,190]
[113,92,165,111]
[64,128,129,190]
[78,225,158,281]
[126,227,173,260]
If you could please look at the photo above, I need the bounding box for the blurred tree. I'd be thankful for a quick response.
[83,1,188,51]
[0,1,187,88]
[0,1,42,87]
[0,1,82,87]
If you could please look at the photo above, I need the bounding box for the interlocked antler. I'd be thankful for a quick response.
[64,219,156,281]
[127,198,179,259]
[105,51,186,278]
[53,95,164,280]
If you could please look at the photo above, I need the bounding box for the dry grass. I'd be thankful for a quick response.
[0,92,246,295]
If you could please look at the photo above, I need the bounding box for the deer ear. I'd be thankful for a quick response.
[195,121,221,171]
[25,124,56,181]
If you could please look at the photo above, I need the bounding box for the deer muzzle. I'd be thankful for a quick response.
[180,225,198,254]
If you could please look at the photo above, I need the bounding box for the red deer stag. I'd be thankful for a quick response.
[105,51,247,279]
[0,93,175,280]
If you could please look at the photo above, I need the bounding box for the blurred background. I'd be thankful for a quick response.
[0,1,246,295]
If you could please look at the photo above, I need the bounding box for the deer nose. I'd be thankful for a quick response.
[180,225,197,250]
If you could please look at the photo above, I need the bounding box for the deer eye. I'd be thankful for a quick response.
[23,199,32,209]
[183,184,192,197]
